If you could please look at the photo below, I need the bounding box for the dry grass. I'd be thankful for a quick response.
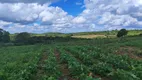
[72,35,116,39]
[72,35,106,39]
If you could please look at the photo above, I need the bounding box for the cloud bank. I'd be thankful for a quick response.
[82,0,142,30]
[0,0,142,33]
[0,0,58,4]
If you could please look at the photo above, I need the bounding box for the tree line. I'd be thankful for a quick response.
[0,28,141,45]
[14,32,75,45]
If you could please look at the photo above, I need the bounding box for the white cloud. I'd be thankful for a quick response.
[0,0,142,33]
[0,3,45,23]
[0,3,72,24]
[0,0,58,4]
[0,3,75,33]
[0,20,12,30]
[0,20,11,26]
[39,6,72,24]
[5,23,50,33]
[40,11,54,22]
[76,2,82,6]
[81,0,142,30]
[72,16,86,24]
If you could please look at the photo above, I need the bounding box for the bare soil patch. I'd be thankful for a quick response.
[116,46,142,60]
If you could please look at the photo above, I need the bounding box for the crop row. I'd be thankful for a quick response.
[42,48,61,80]
[64,46,142,80]
[58,47,101,80]
[64,46,113,77]
[0,45,45,80]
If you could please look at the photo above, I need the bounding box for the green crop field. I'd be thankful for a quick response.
[0,0,142,79]
[0,35,142,80]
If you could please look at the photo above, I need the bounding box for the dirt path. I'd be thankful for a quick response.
[54,49,76,80]
[31,50,48,80]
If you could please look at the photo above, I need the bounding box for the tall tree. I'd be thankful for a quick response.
[117,29,128,38]
[3,31,10,42]
[0,29,3,42]
[0,28,10,43]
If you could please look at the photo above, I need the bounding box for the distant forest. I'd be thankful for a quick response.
[0,28,142,46]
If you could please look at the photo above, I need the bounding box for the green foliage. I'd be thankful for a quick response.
[100,54,132,70]
[117,29,128,37]
[91,62,113,76]
[0,35,142,80]
[78,74,101,80]
[85,76,101,80]
[132,64,142,79]
[47,76,56,80]
[2,31,10,42]
[44,49,61,79]
[0,45,44,80]
[15,32,31,44]
[139,33,142,36]
[109,69,140,80]
[42,76,56,80]
[0,28,10,43]
[58,48,89,79]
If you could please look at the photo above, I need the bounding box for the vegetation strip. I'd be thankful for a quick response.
[65,46,142,80]
[54,49,75,80]
[65,47,110,80]
[0,28,142,80]
[31,50,48,80]
[58,47,102,80]
[0,45,44,80]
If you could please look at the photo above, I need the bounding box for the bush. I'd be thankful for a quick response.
[117,29,128,37]
[139,33,142,36]
[15,32,31,44]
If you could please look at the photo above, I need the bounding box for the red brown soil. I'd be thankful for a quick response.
[115,46,142,60]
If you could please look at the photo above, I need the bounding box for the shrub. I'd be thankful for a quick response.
[117,29,128,37]
[15,32,31,44]
[139,33,142,36]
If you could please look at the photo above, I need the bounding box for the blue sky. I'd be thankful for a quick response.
[50,0,85,16]
[0,0,142,33]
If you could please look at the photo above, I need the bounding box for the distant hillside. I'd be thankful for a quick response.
[71,30,118,35]
[71,30,142,36]
[10,30,142,40]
